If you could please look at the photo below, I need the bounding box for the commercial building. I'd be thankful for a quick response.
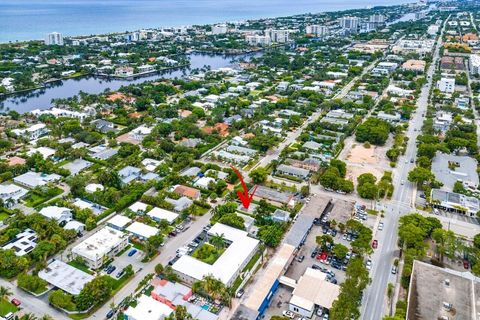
[38,260,94,296]
[285,268,340,318]
[72,226,128,269]
[172,223,260,286]
[252,185,295,208]
[438,77,455,93]
[430,189,480,217]
[45,32,64,45]
[39,206,73,224]
[401,59,426,73]
[406,260,480,320]
[431,152,479,191]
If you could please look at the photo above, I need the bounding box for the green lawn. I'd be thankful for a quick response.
[0,299,17,316]
[0,213,9,221]
[192,243,225,265]
[68,261,94,275]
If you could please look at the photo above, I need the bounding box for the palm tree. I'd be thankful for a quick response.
[21,313,37,320]
[40,315,53,320]
[0,286,12,301]
[210,233,225,250]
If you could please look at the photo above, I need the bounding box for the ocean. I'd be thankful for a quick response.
[1,0,416,43]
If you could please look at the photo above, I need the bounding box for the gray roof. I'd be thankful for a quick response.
[61,158,92,175]
[407,260,480,320]
[430,189,479,215]
[180,166,201,177]
[431,152,479,191]
[254,186,293,204]
[284,215,314,248]
[91,147,118,160]
[277,164,310,178]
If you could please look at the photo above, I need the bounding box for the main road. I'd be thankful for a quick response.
[360,17,447,320]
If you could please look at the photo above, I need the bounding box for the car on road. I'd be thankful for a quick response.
[128,249,137,257]
[366,259,372,270]
[378,222,384,231]
[464,261,470,269]
[11,298,20,307]
[401,180,405,185]
[106,309,115,319]
[296,255,305,262]
[391,266,397,274]
[372,240,378,249]
[282,310,295,319]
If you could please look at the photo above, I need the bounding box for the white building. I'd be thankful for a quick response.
[38,260,94,296]
[438,77,455,93]
[470,54,480,75]
[338,16,359,33]
[146,207,179,224]
[305,25,329,37]
[245,34,271,46]
[172,223,260,286]
[428,25,440,35]
[265,29,290,43]
[72,226,128,269]
[45,32,64,45]
[124,295,173,320]
[107,215,132,231]
[2,229,37,256]
[212,24,228,35]
[39,206,72,224]
[126,222,158,240]
[31,107,89,121]
[11,123,48,140]
[0,184,28,207]
[13,171,61,189]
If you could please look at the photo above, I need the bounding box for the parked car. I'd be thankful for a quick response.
[236,289,245,298]
[372,240,378,249]
[107,266,116,274]
[378,222,384,231]
[296,255,305,262]
[391,266,397,274]
[366,259,372,270]
[11,298,21,307]
[312,264,321,270]
[116,269,125,278]
[128,249,137,257]
[282,310,295,319]
[311,250,318,258]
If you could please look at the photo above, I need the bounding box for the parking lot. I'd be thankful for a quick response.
[102,246,146,278]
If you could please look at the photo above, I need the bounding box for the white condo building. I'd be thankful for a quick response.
[305,25,329,37]
[438,77,455,93]
[265,29,290,43]
[338,16,360,33]
[72,226,128,269]
[470,54,480,75]
[45,32,64,45]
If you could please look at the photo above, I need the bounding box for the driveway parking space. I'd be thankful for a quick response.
[102,246,146,278]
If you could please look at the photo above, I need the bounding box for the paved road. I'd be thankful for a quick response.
[360,18,447,320]
[91,210,213,319]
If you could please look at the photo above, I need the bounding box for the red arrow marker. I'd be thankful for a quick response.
[230,165,257,209]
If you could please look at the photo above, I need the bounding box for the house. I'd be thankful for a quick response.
[90,145,118,160]
[11,123,49,139]
[61,159,92,175]
[2,228,38,256]
[272,209,291,223]
[39,206,72,224]
[252,186,295,208]
[7,156,26,167]
[128,202,149,214]
[276,164,310,179]
[194,177,215,189]
[107,215,132,231]
[377,111,401,123]
[0,184,28,207]
[147,207,179,224]
[64,220,85,234]
[118,166,141,185]
[213,150,250,163]
[165,197,193,212]
[38,260,94,296]
[438,77,455,93]
[142,158,163,172]
[401,59,426,72]
[91,119,117,133]
[85,183,104,194]
[27,146,56,159]
[433,112,453,132]
[173,185,201,200]
[126,222,159,240]
[14,171,61,189]
[302,141,322,151]
[124,295,173,320]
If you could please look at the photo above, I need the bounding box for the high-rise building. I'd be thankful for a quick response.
[305,25,330,37]
[369,14,385,24]
[338,16,360,33]
[245,34,271,46]
[265,29,290,43]
[470,55,480,75]
[44,32,64,45]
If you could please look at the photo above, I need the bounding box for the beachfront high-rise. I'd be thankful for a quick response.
[44,32,64,45]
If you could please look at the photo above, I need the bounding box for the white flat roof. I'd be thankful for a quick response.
[126,222,158,238]
[72,226,126,262]
[38,260,94,295]
[124,295,172,320]
[147,207,179,223]
[291,268,340,310]
[128,201,148,213]
[172,223,259,285]
[107,215,132,228]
